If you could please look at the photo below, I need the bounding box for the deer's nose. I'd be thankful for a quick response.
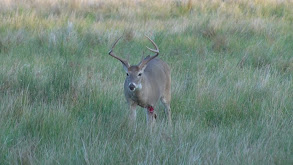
[129,83,136,91]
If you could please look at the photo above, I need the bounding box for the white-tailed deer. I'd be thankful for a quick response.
[108,35,171,126]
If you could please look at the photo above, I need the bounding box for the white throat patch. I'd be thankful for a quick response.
[137,83,142,89]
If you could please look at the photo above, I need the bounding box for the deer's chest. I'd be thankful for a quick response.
[129,92,148,108]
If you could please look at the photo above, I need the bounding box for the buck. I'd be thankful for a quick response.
[108,35,171,126]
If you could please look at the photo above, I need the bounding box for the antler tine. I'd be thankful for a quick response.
[139,35,160,69]
[146,46,159,54]
[109,36,122,54]
[144,34,159,55]
[108,36,129,67]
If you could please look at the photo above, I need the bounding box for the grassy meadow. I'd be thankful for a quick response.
[0,0,293,164]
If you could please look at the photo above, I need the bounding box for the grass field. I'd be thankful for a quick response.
[0,0,293,164]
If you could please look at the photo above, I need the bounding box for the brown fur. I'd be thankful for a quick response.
[109,36,171,126]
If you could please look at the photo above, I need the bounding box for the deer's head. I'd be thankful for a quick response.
[108,35,159,92]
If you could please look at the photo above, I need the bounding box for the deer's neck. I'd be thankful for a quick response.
[129,76,150,107]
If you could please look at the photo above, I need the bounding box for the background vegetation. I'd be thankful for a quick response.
[0,0,292,164]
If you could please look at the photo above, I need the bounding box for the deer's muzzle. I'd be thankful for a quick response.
[129,83,136,91]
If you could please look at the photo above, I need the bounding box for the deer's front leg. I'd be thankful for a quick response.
[146,106,156,127]
[129,102,137,123]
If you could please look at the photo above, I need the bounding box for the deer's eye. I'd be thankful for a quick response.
[138,73,142,76]
[126,73,129,76]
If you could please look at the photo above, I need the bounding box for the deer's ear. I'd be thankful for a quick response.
[142,55,150,61]
[122,63,128,72]
[139,63,148,72]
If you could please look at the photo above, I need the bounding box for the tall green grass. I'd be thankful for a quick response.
[0,0,292,164]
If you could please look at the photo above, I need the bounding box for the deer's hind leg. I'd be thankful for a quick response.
[161,95,172,125]
[161,72,172,125]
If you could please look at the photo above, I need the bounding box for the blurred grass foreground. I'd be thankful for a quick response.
[0,0,293,164]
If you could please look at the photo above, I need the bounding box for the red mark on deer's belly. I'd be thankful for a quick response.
[148,106,154,114]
